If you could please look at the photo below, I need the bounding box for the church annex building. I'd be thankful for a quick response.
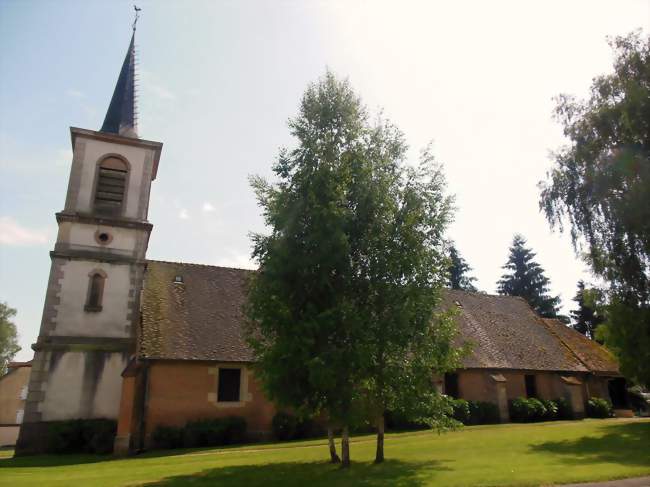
[15,28,625,455]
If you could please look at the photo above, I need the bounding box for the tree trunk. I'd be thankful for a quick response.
[341,425,351,468]
[327,425,340,463]
[374,413,385,463]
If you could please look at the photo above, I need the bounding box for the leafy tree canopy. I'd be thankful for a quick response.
[246,72,460,465]
[497,234,562,319]
[1,302,20,376]
[540,31,650,385]
[447,244,478,292]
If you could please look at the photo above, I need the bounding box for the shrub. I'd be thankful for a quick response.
[183,417,247,448]
[587,397,613,418]
[46,419,117,454]
[272,412,297,441]
[451,399,471,424]
[510,397,536,422]
[528,398,547,421]
[553,397,574,420]
[385,410,430,431]
[152,425,184,449]
[469,401,500,425]
[541,399,558,421]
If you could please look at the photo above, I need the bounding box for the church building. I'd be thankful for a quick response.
[15,27,624,456]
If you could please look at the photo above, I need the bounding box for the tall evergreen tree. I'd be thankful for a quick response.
[448,244,478,292]
[497,234,561,318]
[570,280,605,341]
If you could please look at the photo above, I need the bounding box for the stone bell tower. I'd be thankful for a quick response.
[17,25,163,454]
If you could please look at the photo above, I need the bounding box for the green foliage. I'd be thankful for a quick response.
[449,399,499,425]
[497,235,562,319]
[153,417,247,450]
[450,399,471,424]
[553,397,574,420]
[46,419,116,454]
[246,70,461,459]
[271,412,297,441]
[152,425,184,450]
[0,302,20,376]
[510,397,576,422]
[541,399,558,421]
[447,244,478,292]
[540,31,650,386]
[570,281,606,340]
[587,397,613,418]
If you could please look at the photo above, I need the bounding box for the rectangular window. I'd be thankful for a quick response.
[525,374,537,398]
[16,409,24,424]
[19,385,27,400]
[218,368,241,402]
[444,373,459,399]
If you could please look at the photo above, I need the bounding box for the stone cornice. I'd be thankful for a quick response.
[69,127,163,180]
[32,336,134,353]
[50,249,146,265]
[56,212,153,231]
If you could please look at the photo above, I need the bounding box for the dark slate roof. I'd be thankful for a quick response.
[100,32,138,138]
[541,318,619,374]
[443,290,589,372]
[139,261,254,362]
[139,261,619,374]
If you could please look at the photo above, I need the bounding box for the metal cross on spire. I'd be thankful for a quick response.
[133,5,142,32]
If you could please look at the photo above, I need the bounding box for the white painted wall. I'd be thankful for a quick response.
[57,221,147,256]
[73,136,154,220]
[40,351,127,421]
[52,260,131,338]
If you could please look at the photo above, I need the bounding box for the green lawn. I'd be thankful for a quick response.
[1,419,648,487]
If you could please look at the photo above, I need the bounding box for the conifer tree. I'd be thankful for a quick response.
[448,244,478,292]
[570,280,605,340]
[497,234,561,318]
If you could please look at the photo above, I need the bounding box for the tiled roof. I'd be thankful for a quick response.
[139,260,254,362]
[139,261,619,375]
[444,290,589,372]
[541,318,619,374]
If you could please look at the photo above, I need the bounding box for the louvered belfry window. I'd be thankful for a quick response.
[94,157,128,215]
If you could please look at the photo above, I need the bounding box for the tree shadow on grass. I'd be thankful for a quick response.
[0,452,116,468]
[148,459,446,487]
[530,421,650,467]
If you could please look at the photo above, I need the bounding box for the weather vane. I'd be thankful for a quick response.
[133,5,142,32]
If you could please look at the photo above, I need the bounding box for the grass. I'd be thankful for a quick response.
[0,419,648,487]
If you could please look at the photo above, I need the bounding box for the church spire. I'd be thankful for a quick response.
[100,11,139,138]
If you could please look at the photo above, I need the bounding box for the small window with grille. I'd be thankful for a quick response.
[94,157,128,215]
[218,368,242,402]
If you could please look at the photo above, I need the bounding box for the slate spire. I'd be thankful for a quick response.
[100,30,138,138]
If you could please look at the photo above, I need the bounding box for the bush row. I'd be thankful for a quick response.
[587,397,614,418]
[451,399,501,425]
[271,412,325,441]
[509,397,573,422]
[152,416,247,450]
[46,419,116,454]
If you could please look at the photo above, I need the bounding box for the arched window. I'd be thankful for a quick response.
[85,271,106,312]
[94,157,128,215]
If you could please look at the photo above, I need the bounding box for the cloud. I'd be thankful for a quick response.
[178,209,190,220]
[214,251,256,270]
[66,89,86,99]
[140,69,176,101]
[0,217,49,246]
[55,149,73,167]
[202,202,215,213]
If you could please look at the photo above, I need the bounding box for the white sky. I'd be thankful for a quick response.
[1,0,648,361]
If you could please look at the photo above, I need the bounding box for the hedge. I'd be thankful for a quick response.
[46,419,116,454]
[271,412,325,441]
[587,397,613,418]
[509,397,574,422]
[152,416,247,450]
[451,399,500,425]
